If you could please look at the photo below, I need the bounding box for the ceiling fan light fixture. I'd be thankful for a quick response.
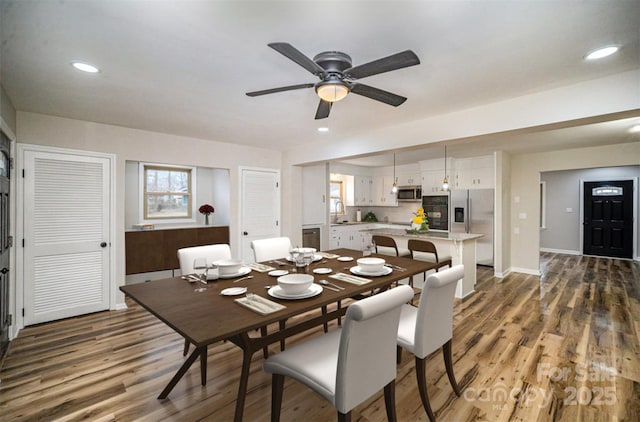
[316,81,349,102]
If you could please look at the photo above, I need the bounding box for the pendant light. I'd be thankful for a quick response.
[442,145,449,191]
[391,153,398,194]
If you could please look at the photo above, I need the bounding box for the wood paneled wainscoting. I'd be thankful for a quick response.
[0,253,638,421]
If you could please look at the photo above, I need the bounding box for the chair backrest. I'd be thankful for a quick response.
[408,239,440,262]
[177,244,232,275]
[413,265,464,358]
[251,237,292,262]
[335,284,413,413]
[372,235,399,256]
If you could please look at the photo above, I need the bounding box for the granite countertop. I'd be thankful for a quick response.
[367,227,484,241]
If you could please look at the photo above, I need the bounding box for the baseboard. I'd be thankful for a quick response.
[494,268,510,278]
[540,248,581,255]
[113,302,128,311]
[509,267,541,276]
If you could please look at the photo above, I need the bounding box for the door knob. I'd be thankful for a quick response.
[100,242,108,248]
[243,231,248,236]
[1,267,8,274]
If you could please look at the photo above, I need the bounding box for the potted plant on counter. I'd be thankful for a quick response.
[408,207,429,233]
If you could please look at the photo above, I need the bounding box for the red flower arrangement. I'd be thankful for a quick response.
[199,204,215,215]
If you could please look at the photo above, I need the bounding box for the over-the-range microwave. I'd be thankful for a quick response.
[397,186,422,201]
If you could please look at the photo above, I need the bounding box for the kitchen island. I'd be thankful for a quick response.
[366,228,484,298]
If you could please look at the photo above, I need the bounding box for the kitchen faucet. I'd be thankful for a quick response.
[333,199,344,223]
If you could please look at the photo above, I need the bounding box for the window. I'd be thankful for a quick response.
[141,163,195,220]
[330,180,345,215]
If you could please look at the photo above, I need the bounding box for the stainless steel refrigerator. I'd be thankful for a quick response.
[450,189,494,266]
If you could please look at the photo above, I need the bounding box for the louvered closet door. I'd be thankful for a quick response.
[23,150,110,325]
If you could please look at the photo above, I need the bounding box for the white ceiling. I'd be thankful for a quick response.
[1,1,639,165]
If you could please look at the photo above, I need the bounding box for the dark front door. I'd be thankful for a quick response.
[583,180,633,259]
[0,131,10,360]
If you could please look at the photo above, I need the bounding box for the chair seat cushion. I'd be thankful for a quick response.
[412,251,452,263]
[376,245,411,257]
[264,329,342,404]
[396,304,418,355]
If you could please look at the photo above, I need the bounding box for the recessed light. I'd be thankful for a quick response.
[317,127,329,132]
[630,124,640,133]
[585,46,619,60]
[71,61,100,73]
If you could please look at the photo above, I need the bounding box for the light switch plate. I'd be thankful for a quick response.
[566,207,573,213]
[519,212,527,219]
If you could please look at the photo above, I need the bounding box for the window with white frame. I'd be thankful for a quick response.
[140,163,195,221]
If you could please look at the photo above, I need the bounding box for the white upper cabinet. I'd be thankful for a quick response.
[371,176,398,206]
[303,164,327,225]
[419,158,449,195]
[395,163,421,186]
[354,175,372,206]
[453,155,494,189]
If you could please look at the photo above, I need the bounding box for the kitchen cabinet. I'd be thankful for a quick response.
[302,165,327,225]
[330,224,373,250]
[354,175,372,206]
[371,176,398,206]
[421,170,447,195]
[453,155,494,189]
[396,163,421,186]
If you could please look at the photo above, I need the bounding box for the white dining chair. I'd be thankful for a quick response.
[177,243,232,275]
[396,265,464,422]
[251,237,293,262]
[263,284,414,422]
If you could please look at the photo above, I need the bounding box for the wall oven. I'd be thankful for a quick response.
[397,186,422,202]
[421,195,449,231]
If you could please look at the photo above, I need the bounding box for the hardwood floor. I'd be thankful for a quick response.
[1,253,638,421]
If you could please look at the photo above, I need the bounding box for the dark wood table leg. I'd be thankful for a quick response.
[158,345,204,399]
[233,333,257,422]
[200,346,207,385]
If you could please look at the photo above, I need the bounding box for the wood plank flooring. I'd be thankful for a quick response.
[1,253,638,421]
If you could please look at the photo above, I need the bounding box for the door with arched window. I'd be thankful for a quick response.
[583,180,634,259]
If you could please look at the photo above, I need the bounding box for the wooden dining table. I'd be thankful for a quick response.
[120,248,438,422]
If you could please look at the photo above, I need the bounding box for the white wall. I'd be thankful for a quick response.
[16,111,281,307]
[510,142,640,273]
[540,166,640,254]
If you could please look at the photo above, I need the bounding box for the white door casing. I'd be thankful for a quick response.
[240,168,280,262]
[20,146,113,325]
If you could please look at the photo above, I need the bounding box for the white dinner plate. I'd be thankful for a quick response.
[268,269,289,277]
[337,256,354,262]
[286,254,322,262]
[313,267,332,274]
[220,287,247,296]
[218,266,252,279]
[268,283,323,300]
[350,266,393,277]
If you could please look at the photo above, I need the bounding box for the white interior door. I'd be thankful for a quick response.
[23,149,111,325]
[240,168,280,262]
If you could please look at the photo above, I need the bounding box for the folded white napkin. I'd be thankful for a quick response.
[329,272,371,285]
[235,295,286,315]
[246,262,276,272]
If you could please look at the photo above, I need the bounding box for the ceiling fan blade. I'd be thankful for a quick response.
[315,100,332,119]
[268,42,326,76]
[344,50,420,80]
[350,83,407,106]
[246,83,314,97]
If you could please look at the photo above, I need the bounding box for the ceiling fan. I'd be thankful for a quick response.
[246,43,420,119]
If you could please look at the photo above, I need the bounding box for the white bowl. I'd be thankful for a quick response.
[214,259,243,276]
[277,274,314,295]
[357,257,386,273]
